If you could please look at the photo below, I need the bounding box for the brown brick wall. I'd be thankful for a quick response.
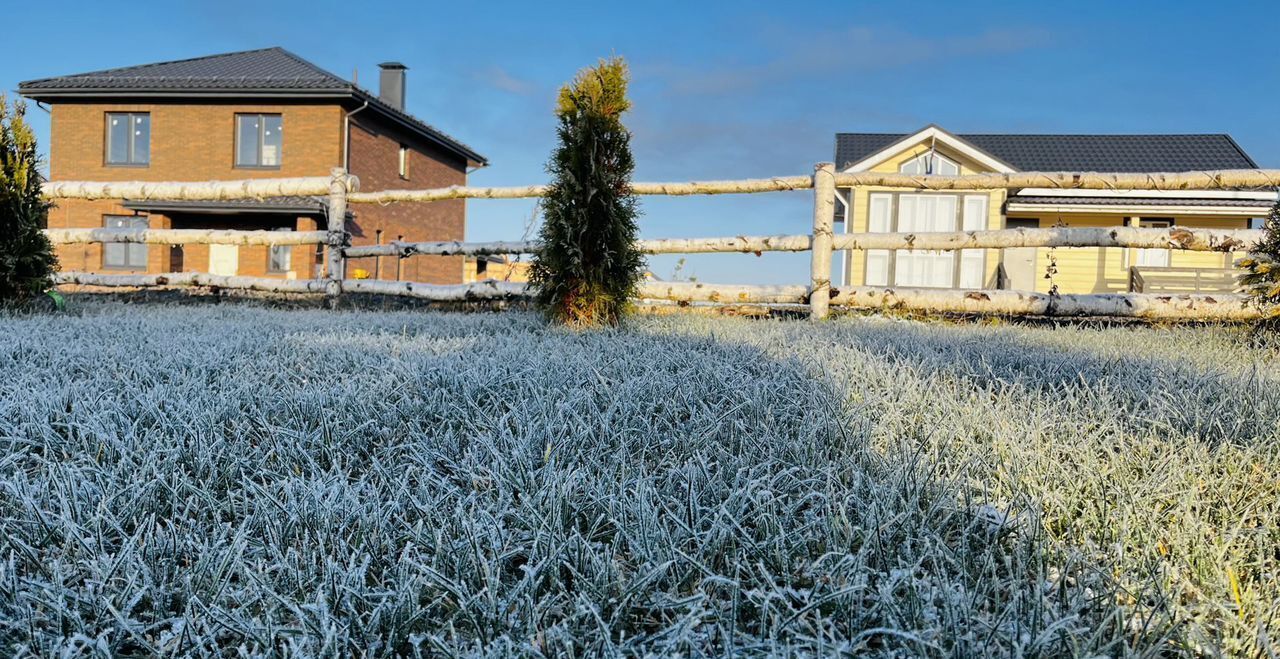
[51,101,342,181]
[46,99,470,282]
[346,116,468,284]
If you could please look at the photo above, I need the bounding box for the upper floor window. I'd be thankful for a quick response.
[103,215,148,269]
[235,114,282,168]
[105,113,150,166]
[398,144,410,179]
[899,152,959,176]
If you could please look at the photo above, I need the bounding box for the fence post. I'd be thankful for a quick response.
[809,162,836,319]
[326,167,350,299]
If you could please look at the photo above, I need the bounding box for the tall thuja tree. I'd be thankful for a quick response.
[530,58,643,327]
[1239,200,1280,318]
[0,96,57,304]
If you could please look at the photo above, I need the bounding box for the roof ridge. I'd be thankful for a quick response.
[270,47,352,88]
[959,132,1236,138]
[839,131,1238,138]
[21,46,288,85]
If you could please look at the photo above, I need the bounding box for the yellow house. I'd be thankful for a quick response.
[834,125,1273,294]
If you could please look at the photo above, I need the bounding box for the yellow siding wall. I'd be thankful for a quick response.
[843,141,1004,287]
[1008,214,1249,293]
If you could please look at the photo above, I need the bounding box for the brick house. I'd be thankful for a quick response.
[19,47,487,283]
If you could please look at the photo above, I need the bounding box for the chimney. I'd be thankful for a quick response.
[378,62,407,110]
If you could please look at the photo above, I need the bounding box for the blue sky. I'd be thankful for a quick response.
[5,0,1278,284]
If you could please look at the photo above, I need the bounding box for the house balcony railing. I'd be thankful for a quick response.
[1129,266,1242,294]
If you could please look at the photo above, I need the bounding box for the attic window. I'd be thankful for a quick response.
[899,152,959,175]
[398,145,410,179]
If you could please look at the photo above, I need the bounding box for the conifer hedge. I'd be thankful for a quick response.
[0,97,57,305]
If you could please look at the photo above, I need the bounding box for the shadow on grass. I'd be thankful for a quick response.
[0,305,1155,656]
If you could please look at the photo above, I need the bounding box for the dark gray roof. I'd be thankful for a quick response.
[123,196,327,215]
[834,128,1257,172]
[19,47,486,166]
[1007,195,1271,208]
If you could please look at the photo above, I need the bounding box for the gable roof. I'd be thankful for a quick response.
[835,126,1257,173]
[18,47,487,167]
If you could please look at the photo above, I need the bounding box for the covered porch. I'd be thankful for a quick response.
[999,189,1272,294]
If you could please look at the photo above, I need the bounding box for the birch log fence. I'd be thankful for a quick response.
[42,165,1275,320]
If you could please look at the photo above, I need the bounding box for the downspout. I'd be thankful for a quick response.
[342,100,369,171]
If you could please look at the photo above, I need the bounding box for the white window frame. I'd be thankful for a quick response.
[864,192,988,289]
[398,144,410,179]
[899,152,960,176]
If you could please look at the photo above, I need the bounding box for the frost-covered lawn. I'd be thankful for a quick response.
[1,302,1277,657]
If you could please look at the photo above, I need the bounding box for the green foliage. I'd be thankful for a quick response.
[530,58,643,327]
[1238,200,1280,316]
[0,96,57,304]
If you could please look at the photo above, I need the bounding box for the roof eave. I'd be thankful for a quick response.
[347,89,488,168]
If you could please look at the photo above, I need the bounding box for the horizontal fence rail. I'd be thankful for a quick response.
[45,228,330,246]
[831,226,1264,252]
[343,239,538,259]
[50,272,1262,320]
[55,272,330,294]
[636,282,1259,320]
[832,169,1280,191]
[43,176,344,201]
[40,166,1278,321]
[340,227,1262,261]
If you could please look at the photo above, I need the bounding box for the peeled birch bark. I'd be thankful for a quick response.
[45,228,329,246]
[831,227,1264,252]
[347,185,549,204]
[43,177,335,200]
[54,272,329,293]
[832,169,1280,191]
[325,168,351,292]
[343,279,531,300]
[830,287,1259,320]
[638,235,812,254]
[630,177,814,196]
[809,163,837,319]
[344,177,814,204]
[636,281,809,304]
[343,240,538,258]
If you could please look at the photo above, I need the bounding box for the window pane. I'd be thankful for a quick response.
[132,114,150,164]
[261,115,282,166]
[107,114,130,164]
[269,245,291,271]
[236,115,260,166]
[103,215,148,267]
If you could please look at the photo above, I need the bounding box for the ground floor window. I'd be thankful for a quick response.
[103,215,148,269]
[864,192,987,288]
[268,228,292,273]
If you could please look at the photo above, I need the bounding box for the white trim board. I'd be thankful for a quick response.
[1015,188,1278,201]
[842,125,1017,174]
[1005,203,1270,216]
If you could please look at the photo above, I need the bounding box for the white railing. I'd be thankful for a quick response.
[43,165,1273,320]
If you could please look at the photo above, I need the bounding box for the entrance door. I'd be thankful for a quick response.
[208,244,239,276]
[895,194,957,287]
[1136,219,1172,268]
[1003,218,1039,290]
